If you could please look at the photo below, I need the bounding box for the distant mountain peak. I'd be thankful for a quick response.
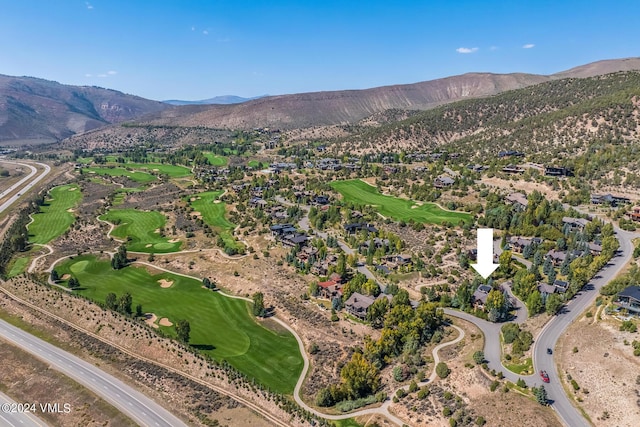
[162,95,268,106]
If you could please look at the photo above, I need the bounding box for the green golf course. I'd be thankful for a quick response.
[203,153,229,166]
[118,162,192,178]
[28,184,82,244]
[85,167,156,183]
[56,255,303,394]
[330,179,472,225]
[188,191,243,251]
[100,209,182,253]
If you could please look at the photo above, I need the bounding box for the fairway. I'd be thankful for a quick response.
[203,153,229,166]
[56,256,303,394]
[116,162,192,178]
[331,179,472,225]
[28,184,82,244]
[188,191,243,250]
[100,209,182,253]
[86,167,156,183]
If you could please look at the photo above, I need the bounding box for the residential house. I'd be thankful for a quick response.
[545,249,567,266]
[562,217,589,232]
[544,166,571,177]
[434,176,455,188]
[588,242,602,256]
[502,165,525,174]
[614,286,640,315]
[538,282,557,296]
[505,192,529,210]
[472,285,493,310]
[312,195,330,205]
[630,206,640,222]
[345,293,393,320]
[317,279,343,300]
[344,223,378,234]
[467,248,478,261]
[591,193,631,207]
[509,237,532,254]
[344,292,376,319]
[553,280,569,294]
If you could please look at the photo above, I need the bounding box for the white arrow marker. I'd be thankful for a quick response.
[471,228,500,279]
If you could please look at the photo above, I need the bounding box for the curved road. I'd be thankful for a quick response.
[0,160,51,215]
[0,317,187,427]
[445,225,637,427]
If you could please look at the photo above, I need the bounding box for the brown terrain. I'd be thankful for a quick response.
[0,74,168,143]
[557,303,640,427]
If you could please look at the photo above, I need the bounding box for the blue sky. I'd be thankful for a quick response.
[1,0,639,101]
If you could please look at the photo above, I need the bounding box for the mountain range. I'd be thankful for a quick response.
[1,57,640,143]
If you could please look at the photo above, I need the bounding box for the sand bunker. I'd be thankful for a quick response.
[154,228,161,233]
[145,243,153,247]
[158,279,174,288]
[213,200,222,204]
[153,168,159,172]
[68,187,77,191]
[144,313,159,329]
[61,274,70,280]
[159,317,173,327]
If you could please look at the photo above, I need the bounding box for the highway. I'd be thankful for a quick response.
[0,160,51,215]
[0,391,47,427]
[0,318,187,427]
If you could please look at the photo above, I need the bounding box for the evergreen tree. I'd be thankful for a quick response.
[252,292,266,317]
[176,319,191,343]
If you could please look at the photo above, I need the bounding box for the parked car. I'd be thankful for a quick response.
[540,370,550,383]
[546,348,553,355]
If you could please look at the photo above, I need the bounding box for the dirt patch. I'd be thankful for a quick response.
[144,313,158,328]
[158,279,174,288]
[168,238,180,243]
[558,308,640,426]
[159,317,173,327]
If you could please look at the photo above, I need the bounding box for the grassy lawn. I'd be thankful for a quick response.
[331,419,364,427]
[28,184,82,244]
[85,167,156,183]
[505,357,533,375]
[203,153,229,166]
[100,209,182,253]
[56,256,303,394]
[6,256,30,278]
[330,179,472,225]
[187,191,243,251]
[248,160,265,169]
[116,162,192,178]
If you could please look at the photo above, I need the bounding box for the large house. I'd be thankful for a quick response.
[545,249,567,266]
[472,285,493,310]
[505,192,528,210]
[630,206,640,222]
[434,176,455,188]
[344,223,378,234]
[615,286,640,315]
[344,293,393,320]
[562,217,589,232]
[509,236,542,253]
[590,193,631,207]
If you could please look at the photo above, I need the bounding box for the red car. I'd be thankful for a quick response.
[540,370,550,383]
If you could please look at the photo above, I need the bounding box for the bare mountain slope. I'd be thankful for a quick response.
[136,58,640,130]
[0,75,168,143]
[141,73,551,130]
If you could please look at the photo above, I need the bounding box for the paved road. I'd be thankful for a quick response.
[0,315,187,427]
[446,224,638,427]
[0,391,47,427]
[0,160,51,215]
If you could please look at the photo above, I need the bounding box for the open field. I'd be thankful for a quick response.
[6,256,30,277]
[85,166,156,183]
[28,184,82,244]
[100,209,182,253]
[188,191,243,250]
[330,179,472,225]
[56,255,303,394]
[204,153,229,166]
[247,160,262,168]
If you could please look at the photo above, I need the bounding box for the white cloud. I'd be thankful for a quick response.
[85,2,93,9]
[85,73,92,77]
[191,26,196,31]
[202,30,209,35]
[107,70,117,75]
[97,74,107,78]
[522,43,535,49]
[456,47,478,54]
[489,46,498,51]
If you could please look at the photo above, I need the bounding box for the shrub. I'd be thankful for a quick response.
[620,320,637,333]
[473,350,485,364]
[443,407,452,417]
[436,362,450,379]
